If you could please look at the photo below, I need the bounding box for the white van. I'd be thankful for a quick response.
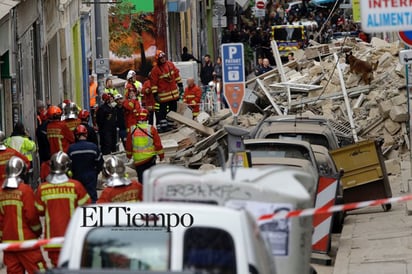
[143,165,315,274]
[58,203,276,274]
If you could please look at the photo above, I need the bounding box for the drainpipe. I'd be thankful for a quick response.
[94,0,103,107]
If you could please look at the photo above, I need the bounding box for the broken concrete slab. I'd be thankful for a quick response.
[167,111,215,136]
[389,105,409,122]
[384,118,401,135]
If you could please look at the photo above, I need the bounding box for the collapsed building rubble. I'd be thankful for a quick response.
[160,37,409,176]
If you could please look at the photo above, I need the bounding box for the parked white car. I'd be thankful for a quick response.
[58,203,276,274]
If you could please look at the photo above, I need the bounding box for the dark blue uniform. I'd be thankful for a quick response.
[80,121,98,146]
[67,140,103,203]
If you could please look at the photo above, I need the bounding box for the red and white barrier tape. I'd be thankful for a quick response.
[0,237,64,251]
[259,194,412,222]
[2,194,412,251]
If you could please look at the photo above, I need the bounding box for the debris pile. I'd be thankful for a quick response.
[160,37,409,174]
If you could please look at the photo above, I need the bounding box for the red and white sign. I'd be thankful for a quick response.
[256,0,265,9]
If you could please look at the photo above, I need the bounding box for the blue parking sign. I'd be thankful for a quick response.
[221,43,245,116]
[222,43,245,83]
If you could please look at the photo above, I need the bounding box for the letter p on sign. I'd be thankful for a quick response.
[229,47,237,59]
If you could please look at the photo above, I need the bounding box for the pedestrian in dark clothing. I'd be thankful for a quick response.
[260,58,274,74]
[96,93,117,155]
[200,54,214,86]
[254,57,264,76]
[68,125,103,203]
[114,93,127,150]
[181,47,201,63]
[36,117,50,164]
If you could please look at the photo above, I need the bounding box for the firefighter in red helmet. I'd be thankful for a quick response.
[46,105,75,155]
[78,109,98,145]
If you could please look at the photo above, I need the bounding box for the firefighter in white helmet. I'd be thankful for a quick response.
[0,156,47,273]
[35,151,91,267]
[97,155,143,203]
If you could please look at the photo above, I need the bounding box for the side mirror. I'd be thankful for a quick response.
[339,168,345,178]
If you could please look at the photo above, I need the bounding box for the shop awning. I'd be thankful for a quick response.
[0,0,20,20]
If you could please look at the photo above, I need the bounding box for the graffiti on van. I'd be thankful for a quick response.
[162,184,252,200]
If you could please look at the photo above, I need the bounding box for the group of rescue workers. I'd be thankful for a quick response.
[0,50,201,273]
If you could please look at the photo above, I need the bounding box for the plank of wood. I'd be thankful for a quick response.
[167,111,215,136]
[193,128,227,154]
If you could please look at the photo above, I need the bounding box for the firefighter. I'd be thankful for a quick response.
[141,77,157,125]
[0,131,30,183]
[97,155,143,203]
[124,70,143,102]
[123,72,142,130]
[0,156,47,274]
[78,109,99,146]
[35,151,91,267]
[150,50,183,132]
[126,109,164,183]
[95,93,117,155]
[63,101,81,132]
[123,75,142,158]
[68,125,103,203]
[183,77,202,118]
[46,105,75,155]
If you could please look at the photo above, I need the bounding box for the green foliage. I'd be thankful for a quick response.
[116,43,134,58]
[242,42,254,74]
[108,2,155,57]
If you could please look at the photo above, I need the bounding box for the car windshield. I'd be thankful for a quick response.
[266,133,331,149]
[246,143,311,162]
[183,227,237,274]
[81,227,170,271]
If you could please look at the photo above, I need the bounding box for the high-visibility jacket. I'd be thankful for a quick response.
[35,179,91,250]
[150,61,182,103]
[64,118,81,132]
[46,120,75,155]
[97,180,143,203]
[4,135,36,162]
[0,183,42,243]
[104,87,119,96]
[89,82,98,108]
[183,84,202,117]
[0,148,30,182]
[127,123,164,165]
